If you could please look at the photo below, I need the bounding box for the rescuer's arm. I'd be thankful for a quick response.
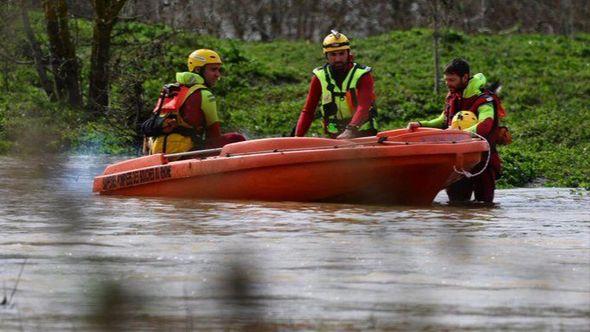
[348,74,375,127]
[465,103,494,136]
[294,76,322,137]
[200,91,246,148]
[200,90,222,138]
[408,111,446,131]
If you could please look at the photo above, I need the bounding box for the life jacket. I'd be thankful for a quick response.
[149,82,208,154]
[313,63,377,135]
[444,83,510,146]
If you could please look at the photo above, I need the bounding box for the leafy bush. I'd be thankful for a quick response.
[74,122,137,155]
[497,147,539,187]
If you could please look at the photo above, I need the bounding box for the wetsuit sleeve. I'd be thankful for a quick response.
[349,73,375,127]
[420,112,446,128]
[466,103,494,134]
[294,76,322,137]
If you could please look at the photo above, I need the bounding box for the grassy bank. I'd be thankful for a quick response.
[0,15,588,189]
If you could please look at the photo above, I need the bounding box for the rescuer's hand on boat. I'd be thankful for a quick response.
[337,128,356,139]
[407,121,421,131]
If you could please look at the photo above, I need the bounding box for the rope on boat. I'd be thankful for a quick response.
[453,132,491,178]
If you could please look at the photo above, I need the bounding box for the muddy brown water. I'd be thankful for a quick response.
[0,155,589,331]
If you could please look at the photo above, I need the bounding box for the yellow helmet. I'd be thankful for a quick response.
[451,111,478,130]
[187,49,222,72]
[322,30,350,54]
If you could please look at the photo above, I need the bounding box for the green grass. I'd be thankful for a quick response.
[0,15,588,189]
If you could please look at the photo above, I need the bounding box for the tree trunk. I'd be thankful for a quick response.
[43,0,66,101]
[88,0,128,117]
[270,0,282,38]
[295,2,303,40]
[560,0,573,36]
[43,0,82,107]
[56,1,82,107]
[481,0,488,30]
[254,2,270,41]
[432,0,441,95]
[88,21,114,116]
[21,0,55,100]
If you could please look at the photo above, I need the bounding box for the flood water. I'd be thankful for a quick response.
[0,154,589,331]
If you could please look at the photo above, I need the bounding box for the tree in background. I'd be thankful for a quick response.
[102,0,589,40]
[42,0,82,107]
[431,0,442,95]
[20,0,54,100]
[0,1,23,92]
[88,0,128,117]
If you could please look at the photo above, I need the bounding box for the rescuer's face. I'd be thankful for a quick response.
[445,73,469,93]
[203,64,222,87]
[326,50,349,70]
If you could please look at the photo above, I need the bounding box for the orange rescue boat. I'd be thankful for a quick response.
[93,128,488,205]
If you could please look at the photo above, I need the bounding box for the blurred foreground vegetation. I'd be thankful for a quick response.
[0,13,588,189]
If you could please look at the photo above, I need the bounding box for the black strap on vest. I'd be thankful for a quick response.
[322,63,358,118]
[321,63,377,130]
[346,65,359,108]
[323,64,339,98]
[322,64,339,120]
